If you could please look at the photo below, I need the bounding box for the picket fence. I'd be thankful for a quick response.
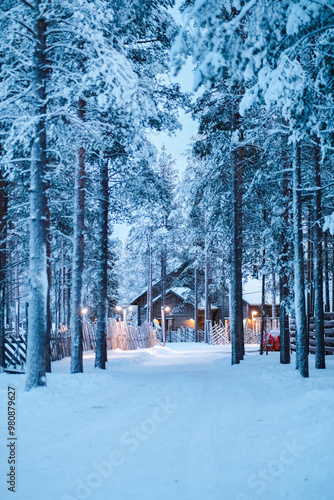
[158,321,260,346]
[108,320,156,350]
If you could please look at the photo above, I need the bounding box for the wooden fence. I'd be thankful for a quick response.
[290,312,334,355]
[209,322,230,345]
[5,319,157,370]
[4,332,27,372]
[209,322,260,346]
[158,321,260,346]
[108,320,156,350]
[50,322,96,362]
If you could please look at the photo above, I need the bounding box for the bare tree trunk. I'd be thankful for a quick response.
[279,275,290,364]
[260,249,265,355]
[67,266,71,327]
[307,206,313,354]
[147,236,153,324]
[0,167,7,368]
[271,268,276,323]
[231,121,244,364]
[95,158,109,369]
[194,265,198,342]
[280,151,290,364]
[204,222,211,343]
[25,7,48,389]
[7,247,13,330]
[292,141,308,378]
[332,235,334,312]
[14,232,20,336]
[324,231,330,312]
[314,138,325,369]
[161,215,167,313]
[45,194,51,373]
[71,98,86,374]
[61,240,66,325]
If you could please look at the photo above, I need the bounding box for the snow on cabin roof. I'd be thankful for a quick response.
[152,287,192,304]
[135,287,192,308]
[129,265,188,305]
[129,289,147,305]
[169,287,191,301]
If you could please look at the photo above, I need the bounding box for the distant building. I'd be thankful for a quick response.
[130,271,278,332]
[130,267,250,331]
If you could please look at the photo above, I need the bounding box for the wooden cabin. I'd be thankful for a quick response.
[130,285,249,331]
[130,287,197,330]
[130,273,275,333]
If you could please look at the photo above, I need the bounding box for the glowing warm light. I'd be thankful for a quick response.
[165,306,170,312]
[128,306,133,312]
[115,306,122,312]
[251,310,258,317]
[81,307,88,315]
[189,318,194,322]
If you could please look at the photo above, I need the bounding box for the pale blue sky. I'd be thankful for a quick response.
[114,2,198,241]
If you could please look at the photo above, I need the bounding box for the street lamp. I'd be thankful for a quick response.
[251,310,258,332]
[161,306,170,347]
[116,305,127,322]
[81,307,88,336]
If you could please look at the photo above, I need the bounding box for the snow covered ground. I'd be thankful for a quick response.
[1,344,334,500]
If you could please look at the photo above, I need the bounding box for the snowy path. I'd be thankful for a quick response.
[1,344,334,500]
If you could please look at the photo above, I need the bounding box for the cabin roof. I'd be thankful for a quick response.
[139,287,193,309]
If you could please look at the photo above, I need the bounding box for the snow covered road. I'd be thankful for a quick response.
[1,344,334,500]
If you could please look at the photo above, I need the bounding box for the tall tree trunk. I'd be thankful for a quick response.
[280,150,290,364]
[279,275,290,364]
[25,8,48,389]
[147,236,153,324]
[161,248,166,311]
[71,98,86,374]
[307,206,313,353]
[204,222,210,343]
[194,265,198,342]
[271,268,276,323]
[7,247,12,330]
[332,235,334,312]
[231,117,244,364]
[324,231,330,312]
[292,141,308,378]
[0,167,7,369]
[260,249,265,355]
[95,158,109,369]
[14,234,20,336]
[61,240,66,325]
[45,192,51,373]
[67,265,71,327]
[314,138,325,369]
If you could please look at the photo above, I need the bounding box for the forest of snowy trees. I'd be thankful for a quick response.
[1,0,334,388]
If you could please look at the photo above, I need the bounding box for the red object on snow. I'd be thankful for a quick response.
[263,330,280,351]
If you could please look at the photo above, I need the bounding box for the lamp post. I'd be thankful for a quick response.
[115,305,127,322]
[161,306,170,347]
[252,310,258,333]
[81,306,88,337]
